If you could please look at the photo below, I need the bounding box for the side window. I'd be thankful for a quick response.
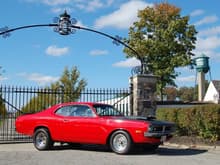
[55,106,73,116]
[72,105,95,117]
[55,105,95,117]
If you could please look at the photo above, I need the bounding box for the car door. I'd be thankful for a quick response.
[53,104,107,143]
[67,105,105,144]
[52,105,79,142]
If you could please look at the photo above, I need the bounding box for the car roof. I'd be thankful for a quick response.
[55,102,108,107]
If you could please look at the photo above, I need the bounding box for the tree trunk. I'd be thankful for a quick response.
[160,86,163,101]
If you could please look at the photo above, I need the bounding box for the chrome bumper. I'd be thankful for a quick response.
[144,124,175,138]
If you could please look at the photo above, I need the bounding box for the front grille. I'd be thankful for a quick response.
[150,125,172,133]
[144,123,175,137]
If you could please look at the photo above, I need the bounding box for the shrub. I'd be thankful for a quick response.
[156,104,220,142]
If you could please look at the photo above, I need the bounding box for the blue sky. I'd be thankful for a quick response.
[0,0,220,88]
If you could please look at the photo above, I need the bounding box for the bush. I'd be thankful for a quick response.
[156,104,220,142]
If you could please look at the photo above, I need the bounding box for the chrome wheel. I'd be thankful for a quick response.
[33,128,52,150]
[110,131,132,154]
[35,132,47,149]
[113,134,128,152]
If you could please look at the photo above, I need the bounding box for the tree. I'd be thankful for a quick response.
[21,66,87,113]
[0,68,7,118]
[124,2,197,101]
[51,66,87,102]
[0,94,7,117]
[163,86,178,101]
[177,80,209,102]
[177,86,196,102]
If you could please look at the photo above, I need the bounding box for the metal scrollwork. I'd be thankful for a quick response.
[0,11,148,75]
[131,66,142,76]
[0,26,10,38]
[113,35,122,46]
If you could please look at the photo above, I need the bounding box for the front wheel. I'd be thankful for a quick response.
[109,130,132,154]
[33,128,53,150]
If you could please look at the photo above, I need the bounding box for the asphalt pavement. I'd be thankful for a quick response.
[0,143,219,165]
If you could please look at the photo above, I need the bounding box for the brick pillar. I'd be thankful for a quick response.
[130,75,157,117]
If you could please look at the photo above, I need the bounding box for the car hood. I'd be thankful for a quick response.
[103,116,174,125]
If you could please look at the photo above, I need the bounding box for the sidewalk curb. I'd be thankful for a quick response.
[164,142,220,151]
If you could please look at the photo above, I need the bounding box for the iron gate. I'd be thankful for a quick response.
[0,86,130,143]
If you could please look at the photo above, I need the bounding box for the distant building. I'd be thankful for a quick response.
[203,80,220,104]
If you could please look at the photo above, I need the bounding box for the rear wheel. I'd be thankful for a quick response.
[109,130,132,154]
[33,128,53,150]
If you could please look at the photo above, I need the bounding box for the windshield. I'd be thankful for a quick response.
[93,104,123,116]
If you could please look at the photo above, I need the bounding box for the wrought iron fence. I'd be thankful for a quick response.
[0,86,130,143]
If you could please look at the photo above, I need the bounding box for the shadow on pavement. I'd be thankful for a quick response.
[156,147,207,156]
[51,143,208,156]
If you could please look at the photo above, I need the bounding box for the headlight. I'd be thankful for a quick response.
[148,125,153,132]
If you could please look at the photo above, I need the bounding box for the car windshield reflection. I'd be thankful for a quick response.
[93,104,123,116]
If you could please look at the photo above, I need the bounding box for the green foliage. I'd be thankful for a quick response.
[157,104,220,142]
[0,94,7,126]
[21,66,87,113]
[177,86,196,102]
[162,82,209,102]
[53,66,87,102]
[0,94,7,117]
[21,88,58,113]
[163,86,178,101]
[124,2,197,99]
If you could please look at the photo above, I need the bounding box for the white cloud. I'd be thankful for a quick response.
[193,49,220,61]
[176,75,195,83]
[27,0,115,12]
[85,0,103,12]
[113,57,140,68]
[190,9,204,17]
[45,45,69,56]
[193,34,220,61]
[76,0,114,12]
[90,49,108,56]
[75,20,87,27]
[94,0,152,29]
[51,7,72,13]
[106,0,114,6]
[41,0,70,6]
[0,76,8,81]
[195,15,218,26]
[26,0,71,6]
[198,26,220,37]
[195,25,220,61]
[18,73,59,85]
[196,36,220,51]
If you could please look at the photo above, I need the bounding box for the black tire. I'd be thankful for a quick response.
[33,128,53,151]
[109,130,132,154]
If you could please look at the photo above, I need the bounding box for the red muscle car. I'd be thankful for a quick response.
[15,102,175,154]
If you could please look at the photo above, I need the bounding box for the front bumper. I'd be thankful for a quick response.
[144,131,174,138]
[144,123,175,138]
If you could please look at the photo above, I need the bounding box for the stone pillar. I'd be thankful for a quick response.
[130,75,157,117]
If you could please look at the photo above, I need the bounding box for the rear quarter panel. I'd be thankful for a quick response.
[15,110,53,136]
[16,114,37,136]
